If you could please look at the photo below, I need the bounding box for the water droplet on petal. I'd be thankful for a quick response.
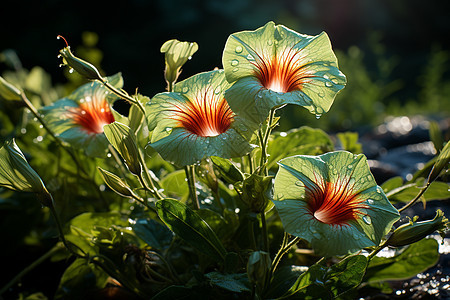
[349,178,356,185]
[277,193,284,198]
[214,86,221,94]
[235,46,243,53]
[267,40,273,46]
[246,54,254,61]
[348,164,353,169]
[367,199,374,205]
[315,114,322,119]
[68,68,74,73]
[232,68,239,72]
[376,186,382,193]
[182,87,189,93]
[231,59,239,66]
[295,181,303,187]
[362,215,372,225]
[325,81,332,87]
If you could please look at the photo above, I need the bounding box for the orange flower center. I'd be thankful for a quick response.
[68,96,115,134]
[305,177,368,226]
[252,46,313,93]
[170,87,234,137]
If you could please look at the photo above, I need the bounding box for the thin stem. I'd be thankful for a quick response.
[248,153,254,174]
[260,211,269,252]
[258,108,276,176]
[367,240,388,261]
[102,80,146,115]
[398,183,430,213]
[270,234,301,277]
[0,244,63,295]
[137,147,163,200]
[185,165,200,210]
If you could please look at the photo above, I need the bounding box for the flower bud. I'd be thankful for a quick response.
[239,174,273,213]
[160,39,198,86]
[58,36,103,81]
[247,251,271,289]
[98,167,137,198]
[387,210,449,247]
[0,139,52,206]
[0,76,22,101]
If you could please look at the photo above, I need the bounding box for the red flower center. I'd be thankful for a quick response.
[252,46,314,93]
[170,87,234,137]
[305,177,368,226]
[68,96,115,134]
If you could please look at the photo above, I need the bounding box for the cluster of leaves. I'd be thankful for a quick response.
[0,22,449,300]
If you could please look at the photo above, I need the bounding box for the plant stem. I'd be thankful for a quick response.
[260,211,269,252]
[0,244,63,296]
[101,80,146,115]
[258,108,276,176]
[137,147,163,200]
[367,240,388,261]
[248,153,254,174]
[185,165,200,209]
[270,234,301,277]
[398,182,430,213]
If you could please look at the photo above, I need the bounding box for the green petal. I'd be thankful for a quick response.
[149,127,254,167]
[223,21,346,123]
[273,151,399,256]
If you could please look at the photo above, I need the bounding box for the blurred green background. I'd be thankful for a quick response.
[1,0,449,132]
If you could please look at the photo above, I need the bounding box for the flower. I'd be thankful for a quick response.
[273,151,399,256]
[223,21,346,124]
[146,70,256,166]
[42,73,123,157]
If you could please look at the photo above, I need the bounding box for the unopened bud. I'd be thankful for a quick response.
[0,76,21,101]
[239,174,273,213]
[0,139,50,205]
[98,167,137,198]
[387,210,449,247]
[160,39,198,86]
[247,251,271,287]
[57,35,103,81]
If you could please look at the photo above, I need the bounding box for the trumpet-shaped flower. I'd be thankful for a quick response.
[146,70,256,166]
[42,73,123,157]
[223,21,346,123]
[273,151,399,256]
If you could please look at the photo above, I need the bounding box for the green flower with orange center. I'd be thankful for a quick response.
[146,70,256,166]
[273,151,400,256]
[223,21,346,123]
[42,74,123,157]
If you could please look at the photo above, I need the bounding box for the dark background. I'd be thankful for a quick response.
[2,0,449,103]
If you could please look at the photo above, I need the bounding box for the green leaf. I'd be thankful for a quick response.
[211,156,245,184]
[160,39,199,84]
[429,121,444,153]
[97,167,136,198]
[286,255,367,299]
[160,169,189,199]
[55,258,108,300]
[364,238,440,282]
[132,218,173,250]
[205,272,250,293]
[386,179,450,203]
[267,127,334,170]
[266,265,305,299]
[156,199,227,261]
[336,131,362,154]
[428,140,450,183]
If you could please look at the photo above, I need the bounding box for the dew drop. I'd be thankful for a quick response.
[295,181,303,187]
[315,114,322,119]
[232,68,239,72]
[182,87,189,93]
[68,68,74,74]
[325,81,332,87]
[107,153,112,158]
[214,86,222,94]
[246,54,254,61]
[231,59,239,66]
[318,92,325,98]
[235,46,243,53]
[39,125,44,129]
[267,40,273,46]
[277,193,284,198]
[349,178,356,185]
[376,186,382,193]
[348,164,353,169]
[362,215,372,225]
[367,199,374,205]
[20,128,27,134]
[165,127,172,132]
